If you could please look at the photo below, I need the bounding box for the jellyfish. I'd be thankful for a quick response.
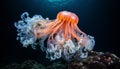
[14,11,95,61]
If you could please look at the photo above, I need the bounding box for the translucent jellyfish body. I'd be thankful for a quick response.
[14,11,95,61]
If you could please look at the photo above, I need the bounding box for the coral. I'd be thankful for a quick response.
[1,51,120,69]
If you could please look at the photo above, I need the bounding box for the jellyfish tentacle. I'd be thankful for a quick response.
[64,22,71,40]
[69,22,80,41]
[15,11,95,61]
[49,21,64,42]
[74,24,86,35]
[41,20,60,35]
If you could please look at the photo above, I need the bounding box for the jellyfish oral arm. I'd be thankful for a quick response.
[14,11,95,61]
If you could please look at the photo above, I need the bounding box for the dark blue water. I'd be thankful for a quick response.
[1,0,119,65]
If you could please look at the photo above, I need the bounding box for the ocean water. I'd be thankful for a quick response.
[1,0,119,68]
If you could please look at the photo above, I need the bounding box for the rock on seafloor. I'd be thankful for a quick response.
[1,51,120,69]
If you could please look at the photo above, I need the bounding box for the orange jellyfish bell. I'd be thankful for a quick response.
[56,11,79,25]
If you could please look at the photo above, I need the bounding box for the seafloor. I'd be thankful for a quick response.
[1,51,120,69]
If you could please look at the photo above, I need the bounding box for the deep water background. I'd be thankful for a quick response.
[0,0,120,66]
